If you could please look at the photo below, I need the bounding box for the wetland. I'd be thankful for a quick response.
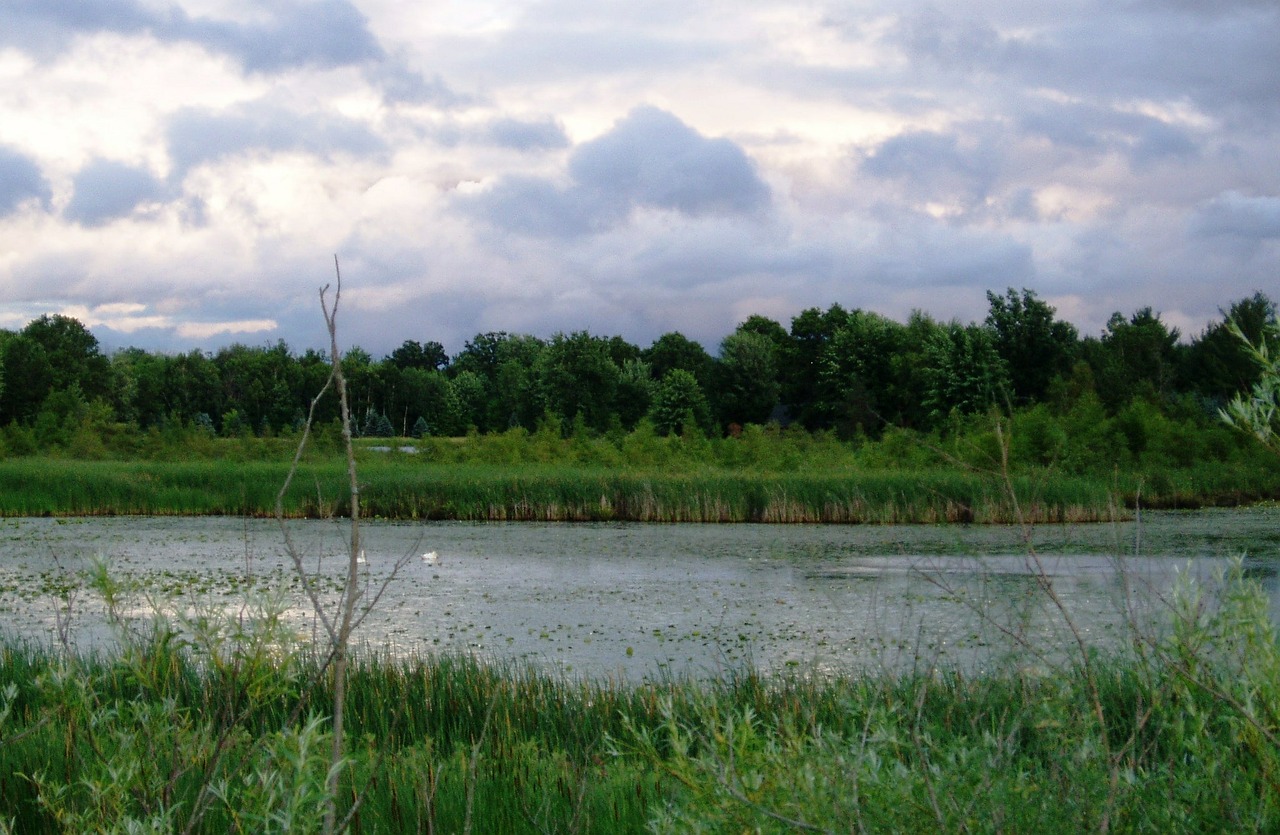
[3,507,1277,680]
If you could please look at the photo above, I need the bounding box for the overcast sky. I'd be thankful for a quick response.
[2,1,1277,358]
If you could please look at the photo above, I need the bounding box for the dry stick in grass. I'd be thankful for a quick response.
[462,693,500,835]
[274,257,414,835]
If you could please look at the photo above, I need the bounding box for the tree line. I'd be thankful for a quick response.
[0,288,1274,448]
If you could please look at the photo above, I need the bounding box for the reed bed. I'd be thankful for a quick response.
[0,458,1128,524]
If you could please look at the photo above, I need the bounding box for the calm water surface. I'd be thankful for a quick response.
[1,508,1277,680]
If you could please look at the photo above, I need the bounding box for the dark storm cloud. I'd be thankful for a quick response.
[166,100,386,176]
[65,160,168,226]
[0,147,51,215]
[467,106,771,237]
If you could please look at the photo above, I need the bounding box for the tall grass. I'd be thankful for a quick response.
[4,411,1279,521]
[0,458,1123,523]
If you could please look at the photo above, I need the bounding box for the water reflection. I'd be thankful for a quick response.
[0,508,1276,681]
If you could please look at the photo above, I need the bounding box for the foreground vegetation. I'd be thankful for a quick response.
[1,562,1278,833]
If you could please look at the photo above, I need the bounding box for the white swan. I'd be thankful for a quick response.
[422,550,438,565]
[356,550,366,565]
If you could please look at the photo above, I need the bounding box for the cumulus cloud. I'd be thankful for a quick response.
[2,1,1279,356]
[166,100,387,177]
[0,147,52,215]
[466,106,771,237]
[169,0,384,74]
[176,319,278,340]
[4,0,382,70]
[2,0,458,106]
[862,131,999,209]
[485,117,570,151]
[65,160,168,226]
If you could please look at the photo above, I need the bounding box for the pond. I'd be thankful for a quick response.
[1,508,1277,681]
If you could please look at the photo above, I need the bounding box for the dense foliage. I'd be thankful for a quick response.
[0,290,1275,454]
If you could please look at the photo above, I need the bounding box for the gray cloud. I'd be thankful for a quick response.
[169,1,383,73]
[985,7,1276,124]
[167,100,386,176]
[1016,100,1202,172]
[0,147,51,215]
[5,1,1280,357]
[569,106,770,215]
[3,0,477,111]
[434,10,724,86]
[1191,192,1280,240]
[466,176,607,237]
[365,61,468,107]
[2,0,156,55]
[861,131,1000,208]
[65,160,168,226]
[4,0,383,71]
[485,117,570,151]
[467,106,771,237]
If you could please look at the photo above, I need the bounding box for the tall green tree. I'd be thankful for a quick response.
[785,304,852,427]
[1183,292,1277,404]
[985,288,1078,404]
[713,329,779,427]
[649,369,714,436]
[615,358,655,431]
[813,310,914,435]
[21,314,112,402]
[0,334,53,424]
[536,332,620,433]
[388,339,448,372]
[643,332,715,390]
[450,332,545,431]
[922,322,1009,420]
[1087,308,1183,411]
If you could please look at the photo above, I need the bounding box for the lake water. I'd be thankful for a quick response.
[1,508,1277,681]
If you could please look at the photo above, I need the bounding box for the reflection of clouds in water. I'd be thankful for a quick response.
[0,510,1277,681]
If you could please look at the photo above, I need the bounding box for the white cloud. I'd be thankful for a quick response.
[176,319,277,339]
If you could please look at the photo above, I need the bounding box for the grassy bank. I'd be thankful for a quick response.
[0,457,1121,523]
[4,407,1280,522]
[2,567,1278,833]
[2,452,1277,522]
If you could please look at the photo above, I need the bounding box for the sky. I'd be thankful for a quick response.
[1,0,1278,359]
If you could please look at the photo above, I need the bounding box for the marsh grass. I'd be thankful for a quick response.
[3,559,1280,833]
[0,458,1126,524]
